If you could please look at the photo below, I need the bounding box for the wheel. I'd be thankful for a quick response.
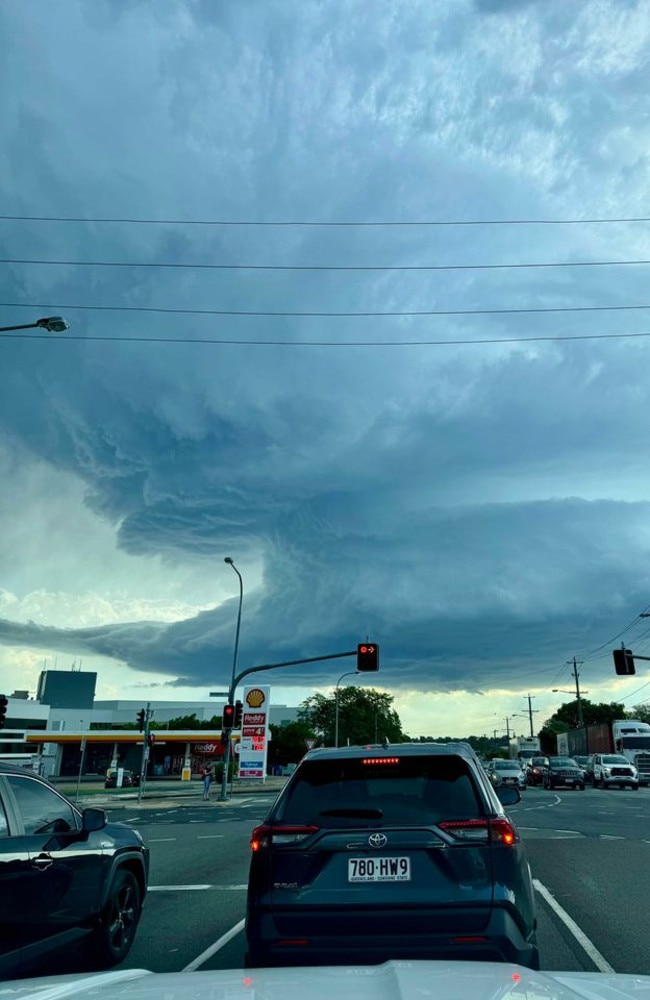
[632,784,639,791]
[579,783,585,791]
[87,869,142,968]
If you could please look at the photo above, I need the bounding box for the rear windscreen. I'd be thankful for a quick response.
[275,755,484,826]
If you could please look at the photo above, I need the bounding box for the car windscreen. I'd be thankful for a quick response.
[274,755,485,827]
[494,761,520,769]
[550,759,577,768]
[601,755,630,765]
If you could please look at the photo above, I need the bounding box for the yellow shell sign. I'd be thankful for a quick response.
[246,687,266,708]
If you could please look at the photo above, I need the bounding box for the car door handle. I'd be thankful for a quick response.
[31,853,54,870]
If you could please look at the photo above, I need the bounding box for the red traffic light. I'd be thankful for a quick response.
[223,703,235,730]
[357,643,379,672]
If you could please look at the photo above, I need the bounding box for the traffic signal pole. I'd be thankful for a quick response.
[218,647,368,801]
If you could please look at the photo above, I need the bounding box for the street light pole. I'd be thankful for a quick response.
[334,671,359,747]
[0,316,68,333]
[220,557,243,801]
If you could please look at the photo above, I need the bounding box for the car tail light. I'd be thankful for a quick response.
[438,818,518,845]
[250,824,319,851]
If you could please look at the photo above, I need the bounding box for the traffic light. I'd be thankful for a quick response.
[136,708,146,732]
[0,695,7,730]
[613,648,636,675]
[234,700,243,728]
[357,643,379,672]
[223,703,235,731]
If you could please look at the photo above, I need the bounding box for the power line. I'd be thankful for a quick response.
[578,609,650,661]
[4,300,650,320]
[3,213,650,227]
[5,256,650,273]
[5,329,650,348]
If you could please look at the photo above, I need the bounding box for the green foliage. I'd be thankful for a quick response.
[629,703,650,724]
[298,687,407,747]
[268,721,319,767]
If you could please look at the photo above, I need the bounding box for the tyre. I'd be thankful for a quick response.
[87,869,142,968]
[632,784,639,791]
[579,783,585,790]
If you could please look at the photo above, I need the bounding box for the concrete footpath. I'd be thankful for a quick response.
[60,776,288,808]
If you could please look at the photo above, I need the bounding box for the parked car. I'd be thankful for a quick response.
[0,762,149,979]
[525,756,549,786]
[485,758,527,789]
[543,757,585,790]
[572,756,589,780]
[246,742,539,969]
[104,768,141,789]
[591,754,639,790]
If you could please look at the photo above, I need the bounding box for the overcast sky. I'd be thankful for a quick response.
[2,0,650,737]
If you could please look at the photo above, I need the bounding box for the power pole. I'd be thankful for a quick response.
[567,657,584,728]
[524,694,539,738]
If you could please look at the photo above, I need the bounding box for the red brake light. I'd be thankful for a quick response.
[250,824,318,851]
[362,757,400,765]
[438,818,518,845]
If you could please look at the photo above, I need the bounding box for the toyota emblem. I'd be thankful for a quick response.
[368,833,387,848]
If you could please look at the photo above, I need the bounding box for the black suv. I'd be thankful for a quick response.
[543,757,585,790]
[0,763,149,979]
[246,742,538,969]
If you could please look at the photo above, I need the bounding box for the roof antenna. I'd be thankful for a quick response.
[382,736,391,748]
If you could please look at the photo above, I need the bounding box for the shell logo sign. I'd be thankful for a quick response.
[246,688,266,709]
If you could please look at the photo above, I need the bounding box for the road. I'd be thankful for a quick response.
[25,784,650,977]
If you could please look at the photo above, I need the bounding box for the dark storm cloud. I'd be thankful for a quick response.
[2,0,650,696]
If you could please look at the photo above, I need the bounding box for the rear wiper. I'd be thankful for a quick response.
[319,808,383,818]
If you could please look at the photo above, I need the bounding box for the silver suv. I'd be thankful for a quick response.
[591,754,639,789]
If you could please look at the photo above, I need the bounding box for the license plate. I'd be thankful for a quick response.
[564,779,574,784]
[348,857,411,882]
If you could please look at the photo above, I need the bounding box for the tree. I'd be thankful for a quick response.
[629,703,650,724]
[268,721,319,768]
[298,687,407,746]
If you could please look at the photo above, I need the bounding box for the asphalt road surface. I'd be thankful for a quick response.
[20,785,650,978]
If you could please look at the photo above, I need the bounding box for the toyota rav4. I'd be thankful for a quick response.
[246,742,538,969]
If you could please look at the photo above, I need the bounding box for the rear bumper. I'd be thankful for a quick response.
[247,905,539,970]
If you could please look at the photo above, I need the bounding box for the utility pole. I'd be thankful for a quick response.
[567,657,584,728]
[137,703,154,803]
[524,694,538,738]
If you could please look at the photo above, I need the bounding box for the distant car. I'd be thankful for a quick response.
[246,742,539,969]
[591,754,639,790]
[543,757,585,790]
[525,756,549,786]
[485,758,527,790]
[105,768,140,789]
[572,756,589,780]
[0,762,149,979]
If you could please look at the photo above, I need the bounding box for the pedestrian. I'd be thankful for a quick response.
[202,762,214,800]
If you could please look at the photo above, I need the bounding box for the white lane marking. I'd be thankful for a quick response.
[148,837,177,843]
[148,884,246,891]
[149,884,212,891]
[197,834,225,839]
[599,835,624,840]
[189,820,207,824]
[183,918,246,972]
[533,878,614,973]
[123,816,141,822]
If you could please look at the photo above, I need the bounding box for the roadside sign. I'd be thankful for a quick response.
[305,739,316,750]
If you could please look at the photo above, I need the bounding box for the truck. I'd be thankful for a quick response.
[508,735,541,763]
[556,719,650,785]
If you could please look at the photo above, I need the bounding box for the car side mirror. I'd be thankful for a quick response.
[82,807,107,832]
[496,785,521,807]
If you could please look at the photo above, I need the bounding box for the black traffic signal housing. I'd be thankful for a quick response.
[357,643,379,672]
[136,708,146,732]
[223,703,235,731]
[613,648,636,675]
[0,695,7,730]
[234,700,243,728]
